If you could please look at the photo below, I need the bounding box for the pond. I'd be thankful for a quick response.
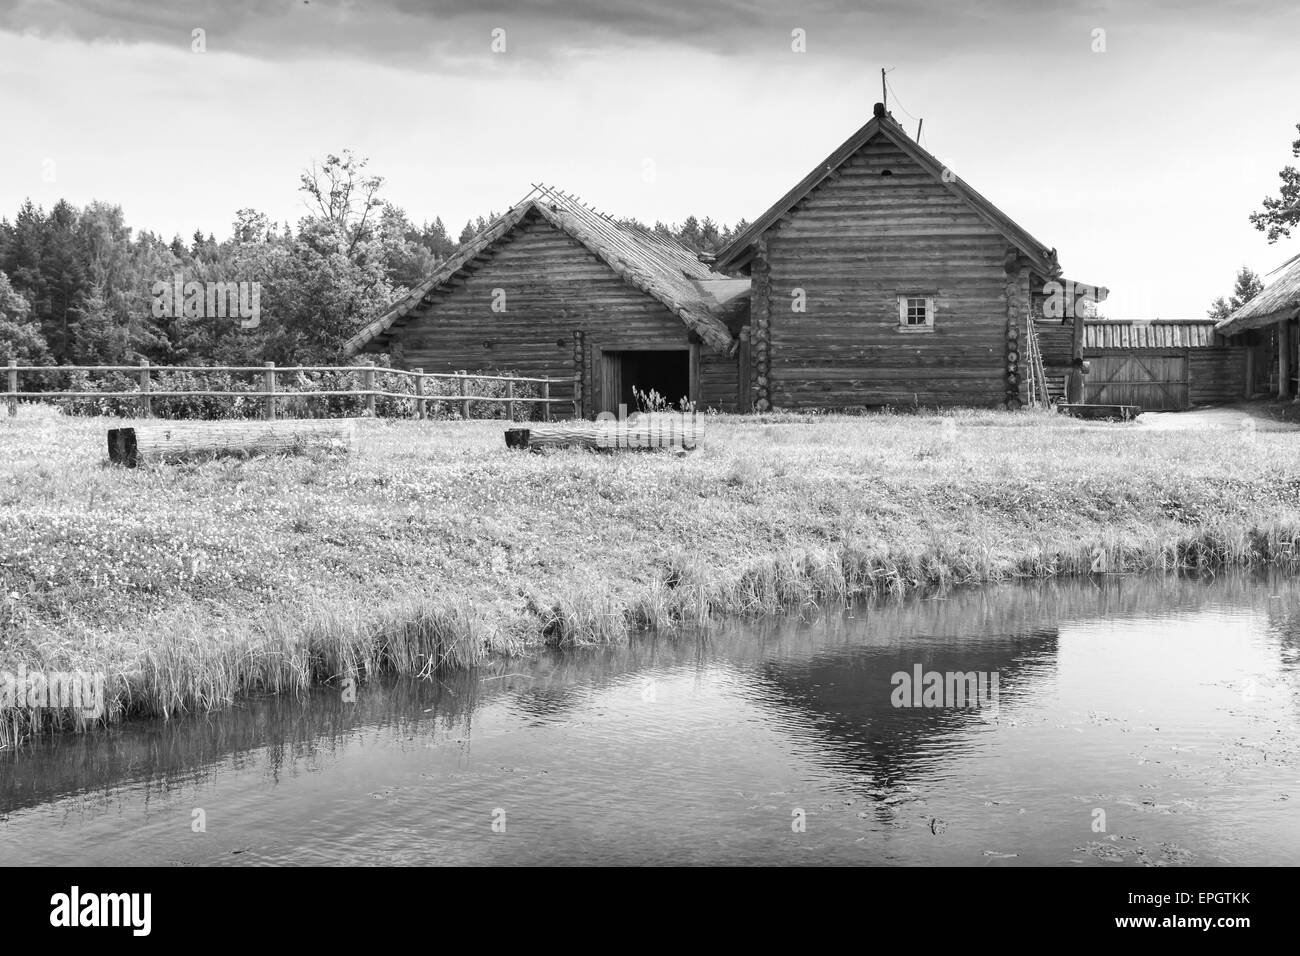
[2,573,1299,865]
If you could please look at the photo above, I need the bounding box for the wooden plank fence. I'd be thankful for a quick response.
[3,360,570,421]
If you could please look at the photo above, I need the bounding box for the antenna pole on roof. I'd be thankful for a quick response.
[916,118,923,141]
[881,68,887,110]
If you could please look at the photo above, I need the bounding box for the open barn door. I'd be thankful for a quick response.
[596,349,693,414]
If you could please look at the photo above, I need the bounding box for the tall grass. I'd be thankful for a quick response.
[3,403,1300,745]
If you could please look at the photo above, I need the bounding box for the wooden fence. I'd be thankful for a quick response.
[4,360,570,421]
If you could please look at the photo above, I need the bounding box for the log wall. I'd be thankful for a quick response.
[365,216,740,416]
[757,136,1017,409]
[1188,348,1249,405]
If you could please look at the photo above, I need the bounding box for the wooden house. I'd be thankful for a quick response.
[344,187,749,416]
[349,105,1120,415]
[712,102,1104,410]
[1215,253,1300,398]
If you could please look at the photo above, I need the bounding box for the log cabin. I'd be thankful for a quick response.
[346,105,1111,414]
[1214,253,1300,399]
[711,102,1106,410]
[343,186,749,416]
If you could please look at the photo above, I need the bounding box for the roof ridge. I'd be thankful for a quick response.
[712,112,1060,276]
[343,185,737,357]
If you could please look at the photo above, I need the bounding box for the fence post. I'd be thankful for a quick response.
[139,359,151,418]
[7,359,16,417]
[413,368,425,421]
[460,371,470,420]
[506,378,515,422]
[542,378,551,422]
[363,361,376,417]
[263,361,276,421]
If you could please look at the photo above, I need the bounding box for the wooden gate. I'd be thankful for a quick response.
[1084,352,1188,410]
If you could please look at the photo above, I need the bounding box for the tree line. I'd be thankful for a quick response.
[4,121,1295,366]
[0,150,747,368]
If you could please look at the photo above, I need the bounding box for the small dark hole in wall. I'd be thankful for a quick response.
[880,169,893,177]
[482,340,493,349]
[556,338,567,348]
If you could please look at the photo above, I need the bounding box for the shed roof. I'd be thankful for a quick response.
[712,105,1062,277]
[343,185,737,356]
[1215,252,1300,335]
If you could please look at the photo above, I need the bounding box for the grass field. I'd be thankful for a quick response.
[4,403,1300,742]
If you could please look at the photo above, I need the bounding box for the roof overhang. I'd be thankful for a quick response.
[1217,304,1300,336]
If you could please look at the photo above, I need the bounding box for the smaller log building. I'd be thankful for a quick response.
[344,186,749,416]
[1214,253,1300,399]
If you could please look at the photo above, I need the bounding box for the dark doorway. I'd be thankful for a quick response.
[600,350,690,413]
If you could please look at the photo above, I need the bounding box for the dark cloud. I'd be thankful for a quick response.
[0,0,1290,70]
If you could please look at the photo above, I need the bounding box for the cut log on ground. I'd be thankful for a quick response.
[1057,403,1141,421]
[505,414,702,452]
[108,419,359,467]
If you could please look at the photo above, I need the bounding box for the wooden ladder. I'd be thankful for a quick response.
[1024,319,1051,407]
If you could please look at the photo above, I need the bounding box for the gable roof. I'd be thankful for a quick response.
[343,186,737,356]
[712,106,1062,277]
[1215,251,1300,335]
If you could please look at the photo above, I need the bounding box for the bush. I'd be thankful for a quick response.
[50,368,261,419]
[420,371,543,421]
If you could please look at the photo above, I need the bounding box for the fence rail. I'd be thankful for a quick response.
[4,360,569,422]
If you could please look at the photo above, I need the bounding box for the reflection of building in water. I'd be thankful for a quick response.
[747,572,1300,812]
[752,625,1060,798]
[10,573,1300,822]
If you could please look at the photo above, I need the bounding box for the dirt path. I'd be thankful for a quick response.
[1137,402,1300,432]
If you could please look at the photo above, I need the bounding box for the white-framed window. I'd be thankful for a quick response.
[898,294,935,331]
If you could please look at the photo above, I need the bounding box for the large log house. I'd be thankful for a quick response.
[346,104,1107,414]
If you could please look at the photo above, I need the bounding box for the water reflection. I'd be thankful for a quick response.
[2,572,1299,866]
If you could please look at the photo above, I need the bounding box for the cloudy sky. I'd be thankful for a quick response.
[1,0,1297,318]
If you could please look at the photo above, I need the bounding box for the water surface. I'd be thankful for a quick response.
[3,573,1299,865]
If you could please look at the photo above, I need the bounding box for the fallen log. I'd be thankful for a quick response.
[505,414,702,452]
[107,419,359,467]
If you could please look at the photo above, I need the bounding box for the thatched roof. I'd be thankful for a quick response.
[1216,252,1300,335]
[343,185,737,357]
[713,106,1062,277]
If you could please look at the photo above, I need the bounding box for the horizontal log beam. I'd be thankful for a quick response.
[505,415,702,452]
[107,419,360,468]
